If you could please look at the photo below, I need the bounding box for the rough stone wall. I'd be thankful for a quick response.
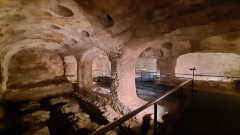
[7,49,63,88]
[136,58,157,72]
[92,54,111,78]
[0,0,240,123]
[175,53,240,79]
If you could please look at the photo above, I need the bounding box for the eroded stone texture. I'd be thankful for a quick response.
[23,110,50,126]
[75,86,123,122]
[2,82,73,102]
[64,56,78,82]
[1,0,240,129]
[92,54,111,78]
[8,49,64,88]
[136,58,158,73]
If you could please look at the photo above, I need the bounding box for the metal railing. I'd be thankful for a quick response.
[89,79,193,135]
[136,72,193,81]
[136,71,240,80]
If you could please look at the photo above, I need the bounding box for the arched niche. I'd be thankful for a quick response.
[92,53,111,87]
[79,48,110,89]
[114,39,167,121]
[7,48,64,89]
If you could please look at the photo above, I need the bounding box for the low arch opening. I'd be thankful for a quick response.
[4,48,73,102]
[92,53,111,88]
[175,52,240,92]
[7,48,65,89]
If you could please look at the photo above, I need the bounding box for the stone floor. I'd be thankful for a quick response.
[0,94,127,135]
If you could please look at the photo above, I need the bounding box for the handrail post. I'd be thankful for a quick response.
[190,66,196,96]
[141,72,143,81]
[153,72,155,81]
[154,103,158,135]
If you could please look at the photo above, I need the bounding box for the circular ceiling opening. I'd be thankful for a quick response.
[54,5,74,17]
[99,14,114,28]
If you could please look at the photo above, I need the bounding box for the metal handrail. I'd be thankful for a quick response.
[136,71,240,79]
[89,79,192,135]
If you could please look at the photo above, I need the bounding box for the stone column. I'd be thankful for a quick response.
[0,56,10,95]
[0,64,5,96]
[75,56,93,89]
[81,60,93,88]
[75,56,82,89]
[109,49,147,115]
[110,51,166,122]
[59,55,66,77]
[109,56,131,114]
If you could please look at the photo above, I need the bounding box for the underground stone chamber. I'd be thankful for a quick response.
[1,0,240,135]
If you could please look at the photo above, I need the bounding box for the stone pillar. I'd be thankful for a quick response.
[62,56,78,83]
[81,61,93,88]
[0,58,8,95]
[110,52,166,122]
[109,51,147,115]
[109,56,131,114]
[0,64,5,96]
[75,56,81,88]
[59,55,66,77]
[75,56,93,89]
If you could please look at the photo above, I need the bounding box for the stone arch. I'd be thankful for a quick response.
[175,52,240,77]
[113,39,167,121]
[115,39,168,108]
[174,52,240,92]
[7,48,65,89]
[136,46,159,73]
[78,47,109,89]
[0,39,66,95]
